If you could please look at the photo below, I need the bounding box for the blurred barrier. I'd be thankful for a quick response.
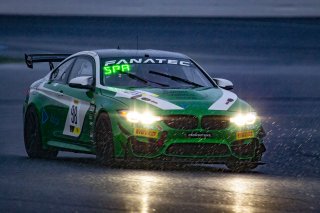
[0,0,320,17]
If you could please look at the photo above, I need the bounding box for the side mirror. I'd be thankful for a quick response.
[69,76,93,90]
[213,78,233,90]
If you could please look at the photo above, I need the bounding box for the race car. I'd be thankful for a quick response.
[23,49,266,171]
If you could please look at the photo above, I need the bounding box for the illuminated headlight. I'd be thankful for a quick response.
[230,112,257,126]
[119,110,161,124]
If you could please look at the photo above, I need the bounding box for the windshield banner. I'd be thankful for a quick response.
[104,58,192,67]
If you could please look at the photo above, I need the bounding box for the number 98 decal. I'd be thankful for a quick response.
[70,105,78,125]
[68,100,80,136]
[63,99,90,137]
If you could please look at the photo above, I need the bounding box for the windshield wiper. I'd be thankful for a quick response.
[121,72,148,84]
[149,70,203,87]
[148,80,169,87]
[121,72,169,87]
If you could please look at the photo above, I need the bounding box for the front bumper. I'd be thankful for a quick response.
[114,118,266,162]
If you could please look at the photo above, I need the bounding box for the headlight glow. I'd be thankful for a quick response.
[230,112,257,126]
[119,110,161,124]
[126,111,140,123]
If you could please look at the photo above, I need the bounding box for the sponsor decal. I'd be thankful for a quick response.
[187,132,212,138]
[63,98,90,137]
[134,128,159,139]
[41,109,60,126]
[41,109,61,126]
[209,89,237,111]
[69,100,80,135]
[70,126,81,135]
[104,64,131,75]
[41,109,49,124]
[108,87,183,110]
[225,98,234,105]
[104,58,191,67]
[139,96,158,104]
[236,130,254,140]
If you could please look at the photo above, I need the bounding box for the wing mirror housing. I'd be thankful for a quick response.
[69,76,94,90]
[213,78,233,90]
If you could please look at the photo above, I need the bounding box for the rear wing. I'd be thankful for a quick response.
[25,54,71,70]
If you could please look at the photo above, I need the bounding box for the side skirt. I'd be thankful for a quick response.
[47,140,93,154]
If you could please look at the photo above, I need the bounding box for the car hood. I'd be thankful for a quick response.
[100,86,252,114]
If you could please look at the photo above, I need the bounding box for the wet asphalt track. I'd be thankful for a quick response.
[0,16,320,212]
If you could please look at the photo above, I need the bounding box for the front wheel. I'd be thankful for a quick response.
[95,112,114,165]
[24,106,58,158]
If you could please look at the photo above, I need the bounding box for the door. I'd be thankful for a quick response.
[59,56,96,144]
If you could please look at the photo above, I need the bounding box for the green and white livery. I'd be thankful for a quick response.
[23,49,266,172]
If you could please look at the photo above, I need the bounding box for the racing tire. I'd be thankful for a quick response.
[24,106,58,159]
[226,161,258,172]
[95,112,114,165]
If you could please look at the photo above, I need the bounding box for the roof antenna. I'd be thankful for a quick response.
[136,35,139,50]
[117,45,120,49]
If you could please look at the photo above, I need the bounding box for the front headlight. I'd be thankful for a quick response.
[119,110,161,124]
[230,112,257,126]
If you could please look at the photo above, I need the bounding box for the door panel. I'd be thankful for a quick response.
[60,85,95,144]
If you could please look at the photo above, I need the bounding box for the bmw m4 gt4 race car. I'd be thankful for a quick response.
[23,49,266,171]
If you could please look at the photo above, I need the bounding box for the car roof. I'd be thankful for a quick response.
[94,49,190,59]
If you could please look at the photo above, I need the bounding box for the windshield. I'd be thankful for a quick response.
[100,57,214,88]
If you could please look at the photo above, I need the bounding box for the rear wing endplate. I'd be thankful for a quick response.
[25,54,71,70]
